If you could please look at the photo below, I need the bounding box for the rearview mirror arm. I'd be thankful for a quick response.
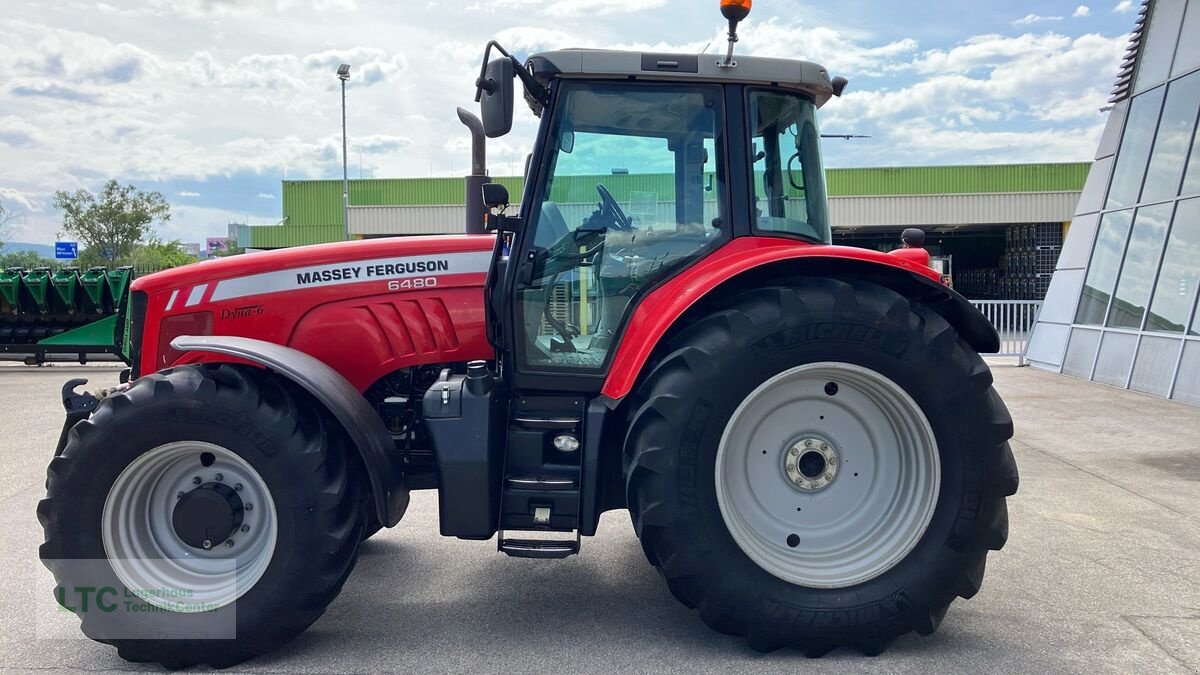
[474,41,549,107]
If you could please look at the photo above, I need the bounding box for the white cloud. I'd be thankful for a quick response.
[0,187,38,213]
[472,0,670,18]
[149,0,358,19]
[178,191,201,197]
[1114,1,1135,13]
[1074,5,1092,17]
[887,121,1107,163]
[1013,14,1063,26]
[0,1,1139,242]
[736,18,919,76]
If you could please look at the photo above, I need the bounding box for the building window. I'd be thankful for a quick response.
[1077,209,1134,325]
[1135,0,1187,94]
[1107,87,1166,210]
[1107,203,1172,328]
[1184,104,1200,197]
[1173,0,1200,77]
[1142,71,1200,203]
[1147,197,1200,334]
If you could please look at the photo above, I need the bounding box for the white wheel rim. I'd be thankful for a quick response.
[102,441,278,612]
[715,362,940,588]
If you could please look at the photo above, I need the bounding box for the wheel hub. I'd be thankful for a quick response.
[783,437,838,491]
[172,482,244,550]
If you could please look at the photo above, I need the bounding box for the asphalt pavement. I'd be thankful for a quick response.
[0,361,1198,673]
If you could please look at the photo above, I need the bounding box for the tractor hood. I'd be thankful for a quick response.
[127,234,497,388]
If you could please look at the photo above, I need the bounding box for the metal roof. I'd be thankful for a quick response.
[527,49,835,107]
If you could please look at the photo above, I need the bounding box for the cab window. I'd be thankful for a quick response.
[749,89,831,244]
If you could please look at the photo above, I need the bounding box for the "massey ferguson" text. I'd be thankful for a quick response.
[294,259,450,286]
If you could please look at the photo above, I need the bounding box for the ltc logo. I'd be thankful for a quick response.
[221,305,264,321]
[56,586,120,612]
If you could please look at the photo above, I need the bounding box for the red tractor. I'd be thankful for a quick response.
[39,2,1016,667]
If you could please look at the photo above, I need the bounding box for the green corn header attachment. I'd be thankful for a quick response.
[0,265,140,364]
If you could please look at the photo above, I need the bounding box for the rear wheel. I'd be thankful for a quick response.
[39,364,365,668]
[624,278,1018,655]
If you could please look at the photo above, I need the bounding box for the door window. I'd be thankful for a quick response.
[517,82,726,372]
[748,89,830,243]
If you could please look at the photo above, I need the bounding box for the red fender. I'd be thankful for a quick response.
[599,236,944,401]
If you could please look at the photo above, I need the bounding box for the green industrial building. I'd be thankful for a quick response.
[239,162,1089,300]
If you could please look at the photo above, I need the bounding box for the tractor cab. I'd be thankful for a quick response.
[475,29,843,382]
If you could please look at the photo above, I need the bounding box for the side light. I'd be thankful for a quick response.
[157,311,213,369]
[553,434,581,453]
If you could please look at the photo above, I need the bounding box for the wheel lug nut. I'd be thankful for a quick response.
[240,524,250,533]
[202,539,212,550]
[789,447,799,457]
[245,503,253,511]
[234,483,243,492]
[804,439,813,447]
[224,540,234,548]
[215,473,223,482]
[176,491,185,499]
[192,476,202,485]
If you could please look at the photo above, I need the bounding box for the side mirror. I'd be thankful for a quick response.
[900,228,926,248]
[479,58,515,139]
[482,183,516,232]
[482,183,509,209]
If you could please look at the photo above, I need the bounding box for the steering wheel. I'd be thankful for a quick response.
[596,183,633,231]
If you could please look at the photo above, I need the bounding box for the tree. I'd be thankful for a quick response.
[0,250,52,269]
[128,237,196,269]
[53,180,170,262]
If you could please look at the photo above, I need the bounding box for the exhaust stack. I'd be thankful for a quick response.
[457,107,490,234]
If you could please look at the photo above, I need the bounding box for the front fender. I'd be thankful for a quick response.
[600,237,999,401]
[170,335,406,527]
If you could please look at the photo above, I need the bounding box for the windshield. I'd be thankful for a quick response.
[749,89,831,243]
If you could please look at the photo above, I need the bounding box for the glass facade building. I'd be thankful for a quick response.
[1028,0,1200,403]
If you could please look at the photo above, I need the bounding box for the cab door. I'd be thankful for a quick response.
[507,80,730,388]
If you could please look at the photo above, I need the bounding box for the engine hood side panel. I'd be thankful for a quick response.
[135,235,496,387]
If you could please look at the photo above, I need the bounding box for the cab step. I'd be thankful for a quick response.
[498,534,580,559]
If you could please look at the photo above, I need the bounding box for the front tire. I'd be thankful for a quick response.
[39,364,364,668]
[624,278,1018,655]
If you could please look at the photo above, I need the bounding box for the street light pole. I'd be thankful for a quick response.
[337,64,351,241]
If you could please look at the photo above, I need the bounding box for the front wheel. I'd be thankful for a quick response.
[38,364,365,668]
[624,278,1018,655]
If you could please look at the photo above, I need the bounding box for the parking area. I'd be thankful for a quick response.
[1,362,1198,673]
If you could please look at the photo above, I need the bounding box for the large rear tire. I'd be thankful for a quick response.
[624,278,1018,655]
[38,364,365,668]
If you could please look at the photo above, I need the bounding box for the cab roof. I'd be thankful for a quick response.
[526,49,836,108]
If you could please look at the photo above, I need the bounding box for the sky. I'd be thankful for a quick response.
[0,0,1141,245]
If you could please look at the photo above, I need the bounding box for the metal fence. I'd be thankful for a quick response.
[969,299,1042,364]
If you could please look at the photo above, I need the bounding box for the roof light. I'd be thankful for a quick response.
[720,0,752,21]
